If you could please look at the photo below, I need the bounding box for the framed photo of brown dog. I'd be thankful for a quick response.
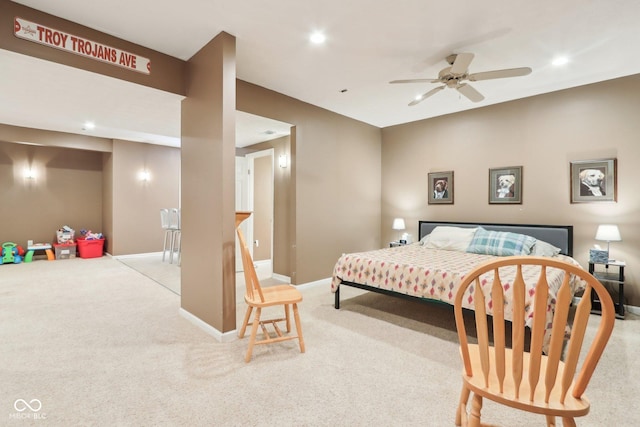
[489,166,522,204]
[428,171,454,204]
[570,159,617,203]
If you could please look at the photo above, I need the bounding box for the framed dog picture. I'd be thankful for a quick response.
[428,171,454,204]
[489,166,522,204]
[570,159,617,203]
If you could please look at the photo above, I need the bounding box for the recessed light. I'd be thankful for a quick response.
[552,56,569,66]
[83,121,95,130]
[310,31,326,44]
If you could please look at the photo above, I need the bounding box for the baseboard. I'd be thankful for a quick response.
[179,308,237,342]
[113,252,163,260]
[626,305,640,315]
[272,272,290,282]
[296,277,331,290]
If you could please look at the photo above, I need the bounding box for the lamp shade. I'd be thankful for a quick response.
[595,224,621,242]
[392,218,406,230]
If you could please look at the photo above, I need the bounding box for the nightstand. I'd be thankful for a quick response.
[588,260,625,319]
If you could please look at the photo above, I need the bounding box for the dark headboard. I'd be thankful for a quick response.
[418,221,573,257]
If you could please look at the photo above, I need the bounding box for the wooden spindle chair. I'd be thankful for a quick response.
[454,256,615,427]
[235,211,305,362]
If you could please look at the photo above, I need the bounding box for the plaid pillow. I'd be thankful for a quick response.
[466,227,536,256]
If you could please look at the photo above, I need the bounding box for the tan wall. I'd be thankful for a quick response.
[102,152,114,253]
[382,74,640,306]
[181,32,237,333]
[0,140,102,247]
[110,140,180,255]
[253,155,273,261]
[237,81,382,285]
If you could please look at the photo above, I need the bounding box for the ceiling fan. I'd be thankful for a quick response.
[390,53,532,106]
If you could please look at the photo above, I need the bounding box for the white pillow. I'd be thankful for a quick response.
[530,240,561,257]
[421,226,478,252]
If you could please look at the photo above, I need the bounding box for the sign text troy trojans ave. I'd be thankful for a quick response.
[14,17,151,74]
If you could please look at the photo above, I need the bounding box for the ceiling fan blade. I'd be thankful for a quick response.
[456,83,484,102]
[449,52,474,75]
[468,67,532,81]
[408,86,445,106]
[390,78,439,84]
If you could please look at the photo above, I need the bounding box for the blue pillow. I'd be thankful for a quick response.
[466,227,536,257]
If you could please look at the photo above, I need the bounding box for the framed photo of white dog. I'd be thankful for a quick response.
[570,158,617,203]
[428,171,454,204]
[489,166,522,204]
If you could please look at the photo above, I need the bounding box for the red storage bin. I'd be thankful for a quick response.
[76,237,105,259]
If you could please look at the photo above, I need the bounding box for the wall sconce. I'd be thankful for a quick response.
[138,170,151,182]
[24,168,36,180]
[279,154,288,168]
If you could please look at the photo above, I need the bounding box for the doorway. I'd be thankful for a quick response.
[235,149,274,275]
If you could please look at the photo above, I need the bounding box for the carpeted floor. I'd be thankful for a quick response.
[1,256,638,426]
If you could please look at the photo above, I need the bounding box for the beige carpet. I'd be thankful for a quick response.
[1,256,639,426]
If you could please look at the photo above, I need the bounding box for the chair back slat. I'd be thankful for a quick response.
[528,267,549,401]
[543,273,572,402]
[473,280,490,388]
[511,265,526,398]
[572,282,614,397]
[560,284,592,402]
[169,208,180,229]
[160,208,170,229]
[455,279,472,377]
[235,213,265,303]
[491,270,506,393]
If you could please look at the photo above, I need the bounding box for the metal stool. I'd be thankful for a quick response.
[160,208,180,262]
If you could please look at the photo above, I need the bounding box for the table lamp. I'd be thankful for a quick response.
[595,224,621,261]
[392,218,406,241]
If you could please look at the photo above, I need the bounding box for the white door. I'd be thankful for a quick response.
[235,156,249,271]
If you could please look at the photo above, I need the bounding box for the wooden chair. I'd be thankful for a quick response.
[453,256,615,427]
[235,211,305,362]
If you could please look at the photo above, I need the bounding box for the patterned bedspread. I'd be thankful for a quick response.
[331,244,585,343]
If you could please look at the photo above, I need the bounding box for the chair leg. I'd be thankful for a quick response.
[162,230,172,262]
[284,304,291,332]
[293,303,305,353]
[169,230,176,264]
[238,306,253,338]
[176,231,182,265]
[245,307,261,363]
[468,393,482,427]
[456,384,471,426]
[545,415,556,426]
[560,417,575,427]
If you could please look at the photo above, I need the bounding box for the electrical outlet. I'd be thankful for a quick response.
[254,240,259,247]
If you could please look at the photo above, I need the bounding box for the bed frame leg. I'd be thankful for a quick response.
[334,287,340,309]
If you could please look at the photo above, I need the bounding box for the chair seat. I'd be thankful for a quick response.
[463,345,590,418]
[245,284,303,307]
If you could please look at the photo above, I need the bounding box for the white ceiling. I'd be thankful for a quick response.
[3,0,640,147]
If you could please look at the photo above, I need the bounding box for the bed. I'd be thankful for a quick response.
[331,221,582,349]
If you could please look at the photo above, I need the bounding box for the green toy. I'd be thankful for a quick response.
[1,242,23,264]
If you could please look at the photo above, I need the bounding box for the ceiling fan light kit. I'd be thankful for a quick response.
[390,52,532,106]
